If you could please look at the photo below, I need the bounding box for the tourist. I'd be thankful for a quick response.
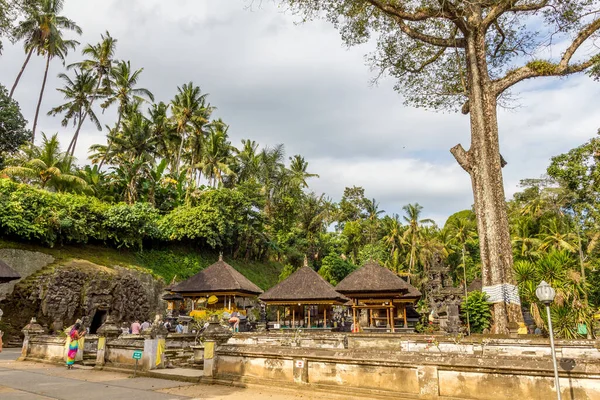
[229,311,240,333]
[140,320,151,332]
[175,321,184,333]
[121,322,129,335]
[66,323,85,369]
[130,320,142,334]
[0,330,3,353]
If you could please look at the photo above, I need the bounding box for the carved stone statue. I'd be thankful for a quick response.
[425,253,464,334]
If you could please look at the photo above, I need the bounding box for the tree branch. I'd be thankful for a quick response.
[450,144,472,173]
[365,0,452,21]
[492,17,600,96]
[397,18,466,48]
[507,0,550,12]
[366,0,466,47]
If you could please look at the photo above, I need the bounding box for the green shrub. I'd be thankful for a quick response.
[461,290,492,333]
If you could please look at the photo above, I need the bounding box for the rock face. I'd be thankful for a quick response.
[0,249,55,301]
[0,252,165,341]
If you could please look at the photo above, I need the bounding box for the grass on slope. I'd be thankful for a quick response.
[0,239,283,290]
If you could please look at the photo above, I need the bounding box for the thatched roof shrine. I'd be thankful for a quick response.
[260,266,349,305]
[0,259,20,284]
[336,261,421,299]
[170,256,262,296]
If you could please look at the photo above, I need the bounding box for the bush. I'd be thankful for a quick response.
[318,253,356,285]
[461,290,492,333]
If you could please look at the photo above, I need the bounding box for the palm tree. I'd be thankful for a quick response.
[363,198,384,245]
[171,82,211,175]
[448,215,478,334]
[258,144,286,217]
[98,60,154,168]
[288,155,319,188]
[66,31,117,157]
[235,139,261,184]
[511,217,543,260]
[198,120,235,187]
[48,69,101,161]
[382,214,403,258]
[10,0,81,99]
[402,203,434,284]
[1,132,86,190]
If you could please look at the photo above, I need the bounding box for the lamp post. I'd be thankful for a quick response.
[536,280,561,400]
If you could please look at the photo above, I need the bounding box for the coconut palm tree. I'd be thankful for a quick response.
[402,203,434,284]
[32,30,79,143]
[171,82,211,175]
[10,0,81,99]
[98,60,154,168]
[48,69,101,162]
[288,154,319,189]
[448,215,478,334]
[1,132,86,190]
[66,31,117,157]
[198,120,235,187]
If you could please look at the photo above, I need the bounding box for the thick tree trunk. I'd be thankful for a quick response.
[32,54,51,145]
[10,47,35,98]
[451,32,523,334]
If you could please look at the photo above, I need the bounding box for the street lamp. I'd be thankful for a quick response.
[536,280,561,400]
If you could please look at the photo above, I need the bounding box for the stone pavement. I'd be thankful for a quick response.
[0,348,388,400]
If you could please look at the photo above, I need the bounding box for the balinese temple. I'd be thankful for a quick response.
[259,259,349,329]
[169,255,263,313]
[0,259,20,284]
[336,261,421,332]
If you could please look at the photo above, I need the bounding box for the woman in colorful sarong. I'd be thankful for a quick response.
[66,323,84,369]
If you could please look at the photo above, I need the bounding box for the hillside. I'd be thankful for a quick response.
[0,239,284,290]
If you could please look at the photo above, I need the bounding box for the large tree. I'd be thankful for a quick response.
[280,0,600,332]
[0,84,31,166]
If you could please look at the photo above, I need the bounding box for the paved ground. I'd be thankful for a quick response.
[0,348,384,400]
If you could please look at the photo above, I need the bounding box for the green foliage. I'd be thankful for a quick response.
[278,263,299,282]
[461,291,492,334]
[318,253,356,285]
[0,84,31,166]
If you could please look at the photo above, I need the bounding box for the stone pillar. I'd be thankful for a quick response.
[257,302,268,332]
[293,358,308,384]
[203,340,216,377]
[95,314,122,368]
[19,317,45,361]
[418,365,440,399]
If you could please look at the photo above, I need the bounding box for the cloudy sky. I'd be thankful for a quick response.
[2,1,599,225]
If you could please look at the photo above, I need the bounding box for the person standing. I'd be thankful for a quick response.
[66,323,85,369]
[175,321,184,333]
[140,320,151,332]
[130,320,141,335]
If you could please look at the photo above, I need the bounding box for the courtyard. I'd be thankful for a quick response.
[0,348,391,400]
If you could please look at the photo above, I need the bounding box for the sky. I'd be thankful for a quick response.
[1,0,599,225]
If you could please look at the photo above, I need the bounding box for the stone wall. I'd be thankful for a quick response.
[214,333,600,400]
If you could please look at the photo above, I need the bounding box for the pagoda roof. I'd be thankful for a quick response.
[171,256,263,296]
[259,266,349,304]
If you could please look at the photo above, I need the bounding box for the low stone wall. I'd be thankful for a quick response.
[104,335,146,368]
[23,335,66,362]
[215,334,600,399]
[230,332,347,349]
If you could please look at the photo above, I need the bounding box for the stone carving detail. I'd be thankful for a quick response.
[425,252,464,334]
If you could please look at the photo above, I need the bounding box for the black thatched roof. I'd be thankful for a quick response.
[336,261,421,298]
[0,259,20,284]
[162,293,184,301]
[259,266,349,304]
[171,257,263,295]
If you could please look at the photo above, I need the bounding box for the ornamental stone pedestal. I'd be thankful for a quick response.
[95,314,121,367]
[20,317,45,361]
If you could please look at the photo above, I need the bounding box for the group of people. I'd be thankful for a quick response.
[123,319,153,335]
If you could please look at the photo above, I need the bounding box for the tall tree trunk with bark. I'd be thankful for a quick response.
[451,31,523,334]
[32,54,51,144]
[10,47,35,98]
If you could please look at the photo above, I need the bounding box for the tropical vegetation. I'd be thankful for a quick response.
[0,0,599,338]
